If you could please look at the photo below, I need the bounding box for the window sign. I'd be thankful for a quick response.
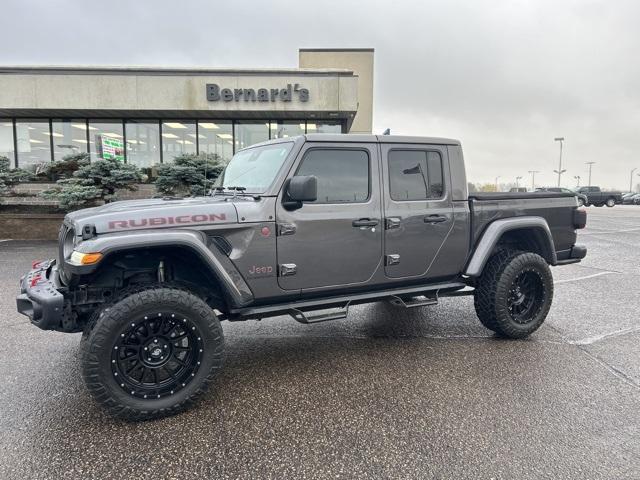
[98,135,124,161]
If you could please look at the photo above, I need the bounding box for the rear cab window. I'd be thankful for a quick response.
[387,149,444,201]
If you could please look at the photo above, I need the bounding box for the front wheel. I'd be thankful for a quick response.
[81,286,224,421]
[578,198,585,207]
[474,250,553,338]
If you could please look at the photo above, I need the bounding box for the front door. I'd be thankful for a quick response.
[382,144,454,279]
[276,143,383,291]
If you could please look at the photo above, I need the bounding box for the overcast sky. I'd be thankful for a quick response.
[4,0,639,189]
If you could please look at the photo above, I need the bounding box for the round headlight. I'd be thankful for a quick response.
[62,227,75,260]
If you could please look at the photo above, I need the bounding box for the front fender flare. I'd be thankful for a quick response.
[70,229,254,308]
[464,216,557,277]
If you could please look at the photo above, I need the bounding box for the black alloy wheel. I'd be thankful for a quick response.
[506,270,545,324]
[111,312,203,400]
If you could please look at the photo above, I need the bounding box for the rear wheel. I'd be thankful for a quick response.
[474,250,553,338]
[605,198,616,207]
[81,286,224,421]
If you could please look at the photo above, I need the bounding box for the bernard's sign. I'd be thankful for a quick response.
[206,83,309,103]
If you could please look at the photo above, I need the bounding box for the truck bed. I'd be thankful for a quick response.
[469,191,576,200]
[468,191,579,257]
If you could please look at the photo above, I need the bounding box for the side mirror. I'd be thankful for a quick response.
[283,175,317,209]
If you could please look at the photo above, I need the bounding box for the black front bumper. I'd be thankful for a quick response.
[16,259,65,330]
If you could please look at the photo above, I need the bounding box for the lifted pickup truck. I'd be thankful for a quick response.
[17,134,587,420]
[575,186,622,207]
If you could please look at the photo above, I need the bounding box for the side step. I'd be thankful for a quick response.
[289,302,351,324]
[389,294,438,308]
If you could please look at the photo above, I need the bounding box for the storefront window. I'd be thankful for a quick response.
[89,120,124,162]
[306,121,343,134]
[198,121,233,164]
[126,121,160,172]
[271,121,305,139]
[15,119,52,172]
[235,121,270,150]
[161,121,196,162]
[0,120,15,167]
[52,119,88,161]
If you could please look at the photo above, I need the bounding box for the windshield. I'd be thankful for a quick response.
[215,142,293,194]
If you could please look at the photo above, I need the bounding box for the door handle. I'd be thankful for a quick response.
[352,218,379,228]
[424,214,448,224]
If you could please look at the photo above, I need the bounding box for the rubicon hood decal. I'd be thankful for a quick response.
[67,199,239,233]
[108,213,228,230]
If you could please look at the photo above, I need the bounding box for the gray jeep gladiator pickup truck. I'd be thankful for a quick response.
[17,134,587,420]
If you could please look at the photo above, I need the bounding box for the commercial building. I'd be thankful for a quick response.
[0,48,373,175]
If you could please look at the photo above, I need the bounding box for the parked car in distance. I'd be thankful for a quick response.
[575,186,622,207]
[622,193,639,205]
[536,187,588,206]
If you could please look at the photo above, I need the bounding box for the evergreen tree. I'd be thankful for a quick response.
[155,153,223,197]
[42,157,145,209]
[0,156,33,194]
[43,152,90,180]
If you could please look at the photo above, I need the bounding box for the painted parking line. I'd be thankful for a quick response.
[554,271,618,284]
[580,227,640,235]
[568,326,640,345]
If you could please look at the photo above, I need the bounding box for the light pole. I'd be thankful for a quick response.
[630,168,637,193]
[553,137,566,187]
[574,175,580,187]
[528,170,540,190]
[495,176,501,191]
[585,162,596,186]
[515,176,523,189]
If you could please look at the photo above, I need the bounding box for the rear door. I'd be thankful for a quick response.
[275,142,383,291]
[381,144,454,279]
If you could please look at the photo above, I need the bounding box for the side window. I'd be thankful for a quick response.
[296,148,369,203]
[388,150,444,201]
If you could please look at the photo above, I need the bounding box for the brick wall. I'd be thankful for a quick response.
[0,183,157,239]
[0,213,65,240]
[9,182,156,201]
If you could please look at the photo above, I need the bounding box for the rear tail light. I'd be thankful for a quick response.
[573,208,587,229]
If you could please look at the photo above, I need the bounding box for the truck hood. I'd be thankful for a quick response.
[66,196,242,234]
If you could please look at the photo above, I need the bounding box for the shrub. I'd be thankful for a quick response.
[43,152,90,180]
[155,153,223,197]
[0,156,33,194]
[42,157,145,209]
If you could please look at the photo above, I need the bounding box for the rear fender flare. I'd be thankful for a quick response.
[465,216,557,277]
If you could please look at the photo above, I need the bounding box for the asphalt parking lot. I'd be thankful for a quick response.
[0,206,638,479]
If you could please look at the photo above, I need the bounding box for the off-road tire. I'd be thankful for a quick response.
[81,286,224,421]
[474,250,553,338]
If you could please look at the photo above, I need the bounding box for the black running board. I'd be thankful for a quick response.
[228,281,467,321]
